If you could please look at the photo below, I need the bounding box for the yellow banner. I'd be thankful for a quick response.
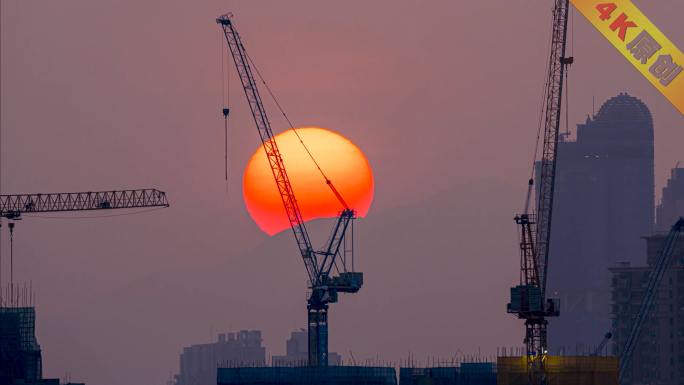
[570,0,684,115]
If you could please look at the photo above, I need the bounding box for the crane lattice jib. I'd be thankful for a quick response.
[0,189,168,216]
[536,0,570,302]
[316,209,354,286]
[619,218,684,383]
[217,14,318,284]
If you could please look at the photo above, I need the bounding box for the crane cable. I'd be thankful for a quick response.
[0,1,3,303]
[530,11,556,181]
[20,206,167,219]
[222,33,229,193]
[244,51,349,209]
[524,10,556,215]
[525,3,573,215]
[566,3,574,138]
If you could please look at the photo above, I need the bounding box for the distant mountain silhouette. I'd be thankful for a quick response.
[40,178,525,385]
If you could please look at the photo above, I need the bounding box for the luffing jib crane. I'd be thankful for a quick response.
[507,1,570,384]
[217,13,362,367]
[593,217,684,383]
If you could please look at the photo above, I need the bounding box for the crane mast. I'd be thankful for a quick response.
[217,13,361,367]
[508,1,570,384]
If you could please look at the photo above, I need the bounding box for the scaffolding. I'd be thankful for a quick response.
[1,307,43,383]
[217,366,397,385]
[496,356,618,385]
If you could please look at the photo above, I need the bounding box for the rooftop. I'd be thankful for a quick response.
[593,93,653,127]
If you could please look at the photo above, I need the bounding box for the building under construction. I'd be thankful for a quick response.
[1,306,44,383]
[399,363,497,385]
[0,285,67,385]
[1,286,83,385]
[217,366,397,385]
[212,355,619,385]
[497,356,618,385]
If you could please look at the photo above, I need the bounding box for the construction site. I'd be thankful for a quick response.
[1,292,44,384]
[1,1,684,385]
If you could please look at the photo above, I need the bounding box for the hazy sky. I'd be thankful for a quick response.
[1,1,683,383]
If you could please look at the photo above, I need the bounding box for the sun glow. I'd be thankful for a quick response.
[243,127,374,235]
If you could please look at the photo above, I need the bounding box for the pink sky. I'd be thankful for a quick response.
[1,1,683,384]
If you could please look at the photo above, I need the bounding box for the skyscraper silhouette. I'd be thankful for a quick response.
[540,93,655,353]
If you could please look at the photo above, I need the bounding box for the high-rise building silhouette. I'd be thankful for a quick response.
[657,165,684,233]
[540,93,655,352]
[608,233,684,384]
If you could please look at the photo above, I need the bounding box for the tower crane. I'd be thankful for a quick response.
[506,1,571,384]
[217,13,362,367]
[0,189,168,220]
[0,189,169,304]
[592,217,684,383]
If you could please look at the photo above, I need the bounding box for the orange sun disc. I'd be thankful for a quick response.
[243,127,374,235]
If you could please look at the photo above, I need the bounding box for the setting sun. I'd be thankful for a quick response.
[243,127,374,235]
